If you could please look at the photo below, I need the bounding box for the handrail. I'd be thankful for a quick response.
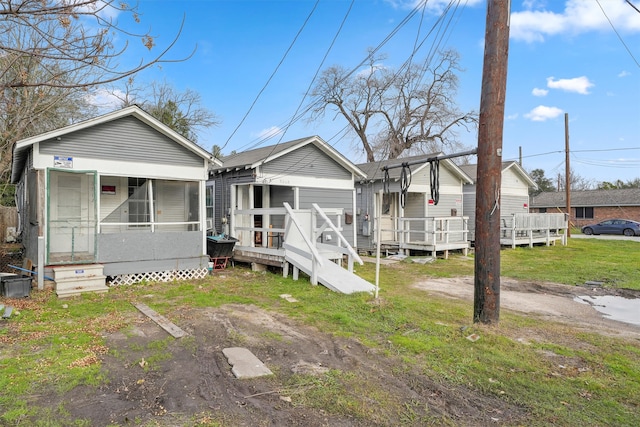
[282,202,323,267]
[312,203,363,265]
[283,202,323,285]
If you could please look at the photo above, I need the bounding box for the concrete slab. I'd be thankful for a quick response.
[222,347,273,379]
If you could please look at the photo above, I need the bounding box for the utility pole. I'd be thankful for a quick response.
[474,0,510,324]
[519,146,522,166]
[565,113,571,237]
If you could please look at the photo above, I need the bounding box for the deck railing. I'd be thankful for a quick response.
[379,216,470,245]
[231,204,361,283]
[500,213,568,247]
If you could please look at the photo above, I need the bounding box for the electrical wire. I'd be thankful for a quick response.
[220,0,321,151]
[399,163,412,208]
[597,0,640,68]
[429,158,440,205]
[261,0,356,163]
[383,168,390,195]
[222,0,443,154]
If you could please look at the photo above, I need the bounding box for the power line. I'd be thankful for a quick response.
[596,0,640,68]
[261,0,356,163]
[220,0,321,151]
[222,0,447,154]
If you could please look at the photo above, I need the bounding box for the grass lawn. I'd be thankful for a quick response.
[0,238,638,426]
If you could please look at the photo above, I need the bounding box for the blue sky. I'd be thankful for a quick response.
[106,0,640,185]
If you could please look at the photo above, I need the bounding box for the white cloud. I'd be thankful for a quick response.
[618,70,631,78]
[532,88,548,97]
[506,113,519,120]
[85,88,124,110]
[546,76,594,94]
[524,105,564,121]
[510,0,640,43]
[384,0,483,11]
[254,126,283,140]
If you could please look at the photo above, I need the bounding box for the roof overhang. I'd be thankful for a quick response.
[11,105,217,183]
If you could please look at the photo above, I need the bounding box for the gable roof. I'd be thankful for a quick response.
[11,105,219,183]
[458,161,537,189]
[356,153,473,184]
[212,135,366,178]
[531,188,640,208]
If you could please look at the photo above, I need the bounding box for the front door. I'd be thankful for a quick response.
[48,169,97,264]
[377,192,398,242]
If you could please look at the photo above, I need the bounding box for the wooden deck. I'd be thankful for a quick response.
[229,205,374,294]
[500,213,568,248]
[383,216,470,259]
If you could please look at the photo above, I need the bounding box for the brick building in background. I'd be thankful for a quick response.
[530,188,640,228]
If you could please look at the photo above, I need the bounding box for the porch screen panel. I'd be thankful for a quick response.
[155,181,200,232]
[101,178,152,231]
[405,193,425,242]
[48,170,97,264]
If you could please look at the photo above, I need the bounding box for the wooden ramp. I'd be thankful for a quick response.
[285,247,375,295]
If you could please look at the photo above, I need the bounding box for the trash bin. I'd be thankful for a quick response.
[0,274,32,298]
[206,235,238,271]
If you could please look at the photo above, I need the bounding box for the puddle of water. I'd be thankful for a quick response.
[575,295,640,327]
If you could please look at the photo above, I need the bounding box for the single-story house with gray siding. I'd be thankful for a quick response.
[355,154,473,255]
[11,105,218,296]
[207,136,366,265]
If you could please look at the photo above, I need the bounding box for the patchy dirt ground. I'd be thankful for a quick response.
[37,276,639,426]
[413,276,640,339]
[45,302,529,427]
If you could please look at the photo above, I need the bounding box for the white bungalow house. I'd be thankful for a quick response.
[11,105,219,296]
[459,162,566,246]
[355,154,474,257]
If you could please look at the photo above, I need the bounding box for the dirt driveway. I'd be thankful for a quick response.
[413,276,640,338]
[38,277,639,426]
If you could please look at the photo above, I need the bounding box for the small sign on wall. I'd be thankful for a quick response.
[101,185,116,195]
[53,156,73,168]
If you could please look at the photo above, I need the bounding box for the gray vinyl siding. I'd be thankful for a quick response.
[262,144,352,180]
[210,170,254,234]
[40,116,203,167]
[97,231,206,275]
[355,182,379,250]
[405,193,425,241]
[298,187,355,246]
[427,193,461,217]
[269,186,294,229]
[501,195,530,216]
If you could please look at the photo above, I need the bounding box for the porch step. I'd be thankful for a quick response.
[285,249,375,295]
[51,265,108,298]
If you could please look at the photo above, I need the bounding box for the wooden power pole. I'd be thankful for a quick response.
[474,0,511,324]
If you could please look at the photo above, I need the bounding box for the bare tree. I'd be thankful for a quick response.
[0,0,187,90]
[310,49,477,162]
[0,0,187,183]
[112,80,220,143]
[557,170,595,191]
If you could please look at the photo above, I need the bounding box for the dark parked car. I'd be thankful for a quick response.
[581,219,640,237]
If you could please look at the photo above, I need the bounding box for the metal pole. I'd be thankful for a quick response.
[375,190,383,299]
[381,149,478,171]
[565,113,571,238]
[474,0,511,324]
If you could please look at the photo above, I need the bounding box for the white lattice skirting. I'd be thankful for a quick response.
[108,268,208,286]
